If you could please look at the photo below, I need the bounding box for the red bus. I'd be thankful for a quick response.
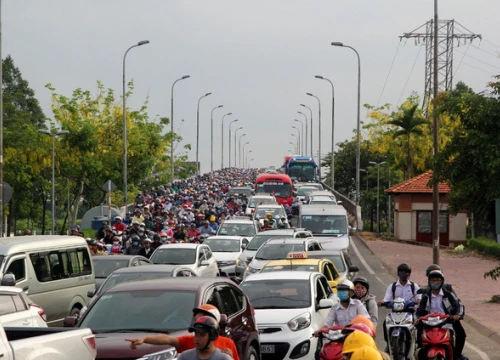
[254,173,294,206]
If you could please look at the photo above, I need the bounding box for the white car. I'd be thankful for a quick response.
[0,283,47,327]
[245,195,277,216]
[203,236,249,277]
[241,271,336,359]
[216,218,260,241]
[149,243,219,277]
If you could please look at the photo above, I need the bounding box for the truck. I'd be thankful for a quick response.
[0,322,96,360]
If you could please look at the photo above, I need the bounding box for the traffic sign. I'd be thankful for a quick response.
[3,182,13,203]
[102,180,117,193]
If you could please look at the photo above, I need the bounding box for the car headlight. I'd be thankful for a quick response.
[137,348,177,360]
[245,266,259,275]
[288,312,311,331]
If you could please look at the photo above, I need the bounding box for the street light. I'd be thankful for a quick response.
[234,127,243,167]
[238,134,247,168]
[297,111,308,156]
[210,105,224,171]
[170,75,190,185]
[242,142,250,168]
[307,92,322,181]
[369,161,386,233]
[292,126,301,154]
[228,119,239,168]
[300,104,313,158]
[360,168,369,221]
[196,92,212,174]
[331,41,361,206]
[122,40,150,209]
[293,119,305,154]
[290,133,298,153]
[39,129,69,234]
[289,141,298,154]
[221,112,233,169]
[246,150,253,168]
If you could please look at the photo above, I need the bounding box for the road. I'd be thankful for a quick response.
[349,235,500,360]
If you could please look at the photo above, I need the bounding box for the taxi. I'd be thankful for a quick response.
[260,251,343,289]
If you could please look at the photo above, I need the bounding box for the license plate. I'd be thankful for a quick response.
[261,345,275,353]
[391,328,401,337]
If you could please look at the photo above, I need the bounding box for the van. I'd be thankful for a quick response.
[0,236,94,325]
[298,204,350,250]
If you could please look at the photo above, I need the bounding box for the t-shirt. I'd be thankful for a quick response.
[177,335,239,360]
[177,347,232,360]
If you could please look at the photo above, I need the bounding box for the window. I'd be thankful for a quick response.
[315,279,326,303]
[205,249,213,260]
[206,287,222,310]
[30,247,91,282]
[322,264,333,281]
[439,212,448,233]
[217,285,240,316]
[325,263,339,280]
[418,212,431,233]
[319,276,333,298]
[230,286,245,312]
[0,295,17,315]
[6,258,26,282]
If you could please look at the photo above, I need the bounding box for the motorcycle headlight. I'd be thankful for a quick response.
[288,312,311,332]
[137,348,177,360]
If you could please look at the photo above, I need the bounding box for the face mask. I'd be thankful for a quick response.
[148,236,154,240]
[161,237,167,242]
[355,288,367,298]
[132,241,139,246]
[337,291,350,301]
[430,281,442,290]
[398,273,409,282]
[113,241,119,246]
[138,231,144,236]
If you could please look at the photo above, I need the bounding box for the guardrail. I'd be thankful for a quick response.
[321,182,363,231]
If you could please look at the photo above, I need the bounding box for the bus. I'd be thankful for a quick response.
[286,156,318,182]
[254,173,294,206]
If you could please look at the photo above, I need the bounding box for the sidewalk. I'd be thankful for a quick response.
[358,233,500,345]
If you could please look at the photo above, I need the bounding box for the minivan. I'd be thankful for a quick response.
[0,235,95,325]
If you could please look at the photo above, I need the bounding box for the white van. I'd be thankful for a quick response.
[0,236,94,325]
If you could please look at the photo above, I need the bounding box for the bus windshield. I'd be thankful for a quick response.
[255,183,292,197]
[288,164,316,182]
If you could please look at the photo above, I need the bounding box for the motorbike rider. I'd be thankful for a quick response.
[139,238,154,259]
[173,224,187,243]
[379,263,420,349]
[113,216,127,233]
[415,269,467,360]
[199,220,216,236]
[352,277,378,326]
[314,280,370,336]
[187,223,201,243]
[125,235,142,255]
[108,236,123,254]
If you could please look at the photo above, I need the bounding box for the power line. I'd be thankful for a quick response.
[454,42,472,75]
[472,44,500,58]
[456,49,500,70]
[461,61,496,75]
[397,45,423,105]
[376,42,401,107]
[483,39,500,49]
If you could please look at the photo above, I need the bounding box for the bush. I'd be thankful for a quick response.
[467,237,500,259]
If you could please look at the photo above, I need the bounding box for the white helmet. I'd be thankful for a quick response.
[340,279,355,291]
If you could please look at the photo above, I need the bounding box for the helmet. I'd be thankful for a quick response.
[337,279,355,291]
[426,264,442,277]
[397,263,412,274]
[210,216,216,222]
[131,235,140,242]
[342,330,377,354]
[193,304,221,323]
[349,315,376,337]
[188,315,219,341]
[352,277,370,291]
[343,323,375,338]
[350,346,383,360]
[428,269,445,283]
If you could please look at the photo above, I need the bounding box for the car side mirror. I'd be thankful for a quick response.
[1,273,16,286]
[349,265,359,273]
[63,316,78,327]
[349,226,356,236]
[318,298,335,309]
[241,243,247,250]
[87,290,95,298]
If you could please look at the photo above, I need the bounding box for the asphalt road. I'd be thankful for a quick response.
[349,235,500,360]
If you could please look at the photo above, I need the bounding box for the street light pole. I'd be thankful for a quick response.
[221,112,233,169]
[123,40,149,210]
[170,75,190,185]
[242,142,250,168]
[300,104,313,158]
[360,168,369,220]
[289,141,297,154]
[292,126,300,155]
[307,92,322,181]
[234,127,243,167]
[246,150,253,169]
[210,105,223,172]
[294,119,305,154]
[196,92,212,174]
[39,129,69,234]
[238,134,247,168]
[297,111,308,156]
[228,119,239,168]
[369,161,386,233]
[332,42,361,206]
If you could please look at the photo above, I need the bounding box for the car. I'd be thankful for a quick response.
[92,254,150,291]
[235,228,313,277]
[226,186,254,198]
[82,265,197,315]
[70,277,261,360]
[252,204,289,227]
[216,218,260,240]
[294,186,318,204]
[0,276,47,327]
[243,237,322,278]
[307,249,360,280]
[241,271,336,360]
[149,243,219,277]
[245,195,277,216]
[304,190,338,205]
[260,251,342,289]
[203,236,249,277]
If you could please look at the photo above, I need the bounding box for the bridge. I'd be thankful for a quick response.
[321,182,363,231]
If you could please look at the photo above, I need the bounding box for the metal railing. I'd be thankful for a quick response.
[321,182,363,231]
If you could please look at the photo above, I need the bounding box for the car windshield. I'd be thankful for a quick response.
[93,259,130,279]
[254,207,286,219]
[204,238,241,252]
[218,223,256,237]
[255,243,305,260]
[296,187,316,196]
[300,215,347,235]
[309,254,345,272]
[80,290,196,332]
[98,272,169,295]
[150,249,196,265]
[310,196,335,202]
[248,198,275,208]
[309,201,336,205]
[262,264,318,272]
[247,234,292,250]
[241,280,311,309]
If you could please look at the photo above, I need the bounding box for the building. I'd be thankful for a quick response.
[385,170,466,247]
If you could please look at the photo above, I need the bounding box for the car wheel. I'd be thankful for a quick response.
[246,345,258,360]
[70,306,81,319]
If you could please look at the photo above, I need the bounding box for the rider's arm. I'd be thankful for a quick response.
[413,283,422,303]
[382,284,393,303]
[366,298,379,326]
[126,334,179,348]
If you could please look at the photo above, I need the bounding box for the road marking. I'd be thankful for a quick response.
[465,341,490,360]
[351,237,375,275]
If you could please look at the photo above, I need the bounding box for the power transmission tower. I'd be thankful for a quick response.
[400,20,481,109]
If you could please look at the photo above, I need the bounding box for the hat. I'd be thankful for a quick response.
[72,225,80,232]
[144,238,152,243]
[115,216,122,221]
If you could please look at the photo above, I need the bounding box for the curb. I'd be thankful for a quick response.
[356,234,500,346]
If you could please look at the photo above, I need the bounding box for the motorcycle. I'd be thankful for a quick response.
[200,233,210,243]
[382,297,417,360]
[314,325,345,360]
[416,312,454,360]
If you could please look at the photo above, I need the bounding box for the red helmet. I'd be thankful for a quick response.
[188,315,219,341]
[342,323,375,338]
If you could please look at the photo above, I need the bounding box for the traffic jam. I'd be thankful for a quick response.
[0,157,469,360]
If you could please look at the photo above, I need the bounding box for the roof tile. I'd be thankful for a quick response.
[385,170,450,194]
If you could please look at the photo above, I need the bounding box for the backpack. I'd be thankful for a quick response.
[392,281,416,299]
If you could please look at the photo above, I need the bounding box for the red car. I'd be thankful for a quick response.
[65,277,260,360]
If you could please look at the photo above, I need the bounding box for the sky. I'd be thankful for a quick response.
[3,0,500,174]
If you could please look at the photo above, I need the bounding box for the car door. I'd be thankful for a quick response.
[0,293,32,327]
[203,247,219,277]
[314,275,335,326]
[4,255,28,293]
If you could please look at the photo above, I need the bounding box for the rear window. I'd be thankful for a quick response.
[241,279,311,309]
[150,249,196,265]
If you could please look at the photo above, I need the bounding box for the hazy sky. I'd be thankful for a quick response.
[4,0,500,173]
